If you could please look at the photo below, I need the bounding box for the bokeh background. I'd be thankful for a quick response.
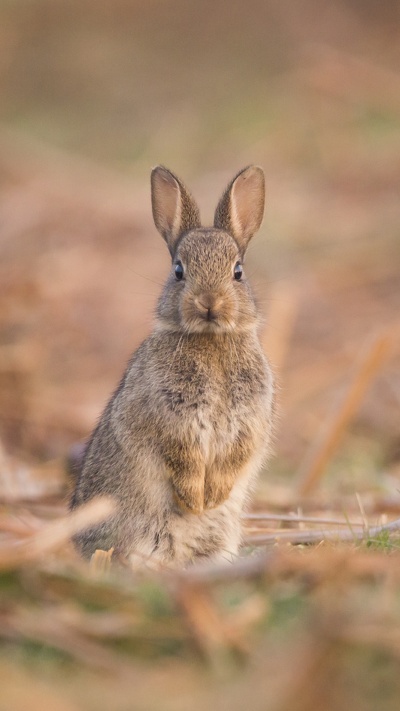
[1,2,400,710]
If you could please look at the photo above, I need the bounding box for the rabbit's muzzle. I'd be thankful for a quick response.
[182,291,236,332]
[194,294,223,322]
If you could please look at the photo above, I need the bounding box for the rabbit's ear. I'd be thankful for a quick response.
[151,166,201,255]
[214,166,265,254]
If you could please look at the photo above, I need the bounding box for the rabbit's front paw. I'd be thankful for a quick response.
[204,476,232,510]
[172,482,204,515]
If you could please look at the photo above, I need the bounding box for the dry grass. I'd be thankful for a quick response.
[1,1,400,709]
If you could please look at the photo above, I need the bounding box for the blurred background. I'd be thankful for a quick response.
[0,0,399,491]
[1,3,400,708]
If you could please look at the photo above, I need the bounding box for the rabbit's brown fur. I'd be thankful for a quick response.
[71,166,275,567]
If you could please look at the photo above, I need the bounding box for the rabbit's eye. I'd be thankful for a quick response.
[234,262,243,281]
[174,261,184,280]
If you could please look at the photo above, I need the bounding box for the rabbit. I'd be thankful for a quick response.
[70,165,275,568]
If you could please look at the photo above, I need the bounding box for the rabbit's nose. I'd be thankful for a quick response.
[194,295,222,321]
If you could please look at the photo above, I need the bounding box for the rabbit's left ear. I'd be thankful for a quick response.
[214,166,265,254]
[151,166,201,256]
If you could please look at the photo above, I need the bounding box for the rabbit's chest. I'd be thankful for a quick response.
[185,369,264,460]
[157,343,270,459]
[193,400,227,460]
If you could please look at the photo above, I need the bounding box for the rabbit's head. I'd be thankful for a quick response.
[151,166,265,334]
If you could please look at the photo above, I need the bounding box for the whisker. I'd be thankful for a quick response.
[125,267,165,287]
[165,325,190,376]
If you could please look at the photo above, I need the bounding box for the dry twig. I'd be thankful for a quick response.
[0,497,114,570]
[295,332,393,496]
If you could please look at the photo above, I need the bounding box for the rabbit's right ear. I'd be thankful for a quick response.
[151,166,201,255]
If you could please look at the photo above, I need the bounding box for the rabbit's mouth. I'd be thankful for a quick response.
[184,312,236,334]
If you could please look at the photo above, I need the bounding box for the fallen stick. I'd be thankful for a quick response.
[244,513,364,526]
[243,515,400,546]
[0,497,115,570]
